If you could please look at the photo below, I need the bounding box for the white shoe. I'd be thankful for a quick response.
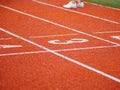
[63,2,77,8]
[77,2,84,8]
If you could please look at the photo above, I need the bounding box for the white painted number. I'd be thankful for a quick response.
[111,36,120,40]
[48,38,88,44]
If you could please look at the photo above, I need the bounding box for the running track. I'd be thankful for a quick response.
[0,0,120,90]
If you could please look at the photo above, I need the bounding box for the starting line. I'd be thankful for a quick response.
[0,45,120,56]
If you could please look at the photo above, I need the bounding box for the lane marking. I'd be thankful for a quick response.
[0,38,12,40]
[0,27,120,83]
[29,34,78,38]
[33,0,120,24]
[0,45,119,56]
[94,30,120,34]
[0,45,22,48]
[0,4,120,46]
[0,50,47,56]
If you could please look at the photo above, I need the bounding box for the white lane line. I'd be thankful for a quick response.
[0,38,12,40]
[0,50,47,56]
[29,34,78,38]
[32,0,120,24]
[0,4,120,46]
[55,45,120,52]
[0,45,22,48]
[0,45,119,56]
[0,27,120,83]
[94,30,120,34]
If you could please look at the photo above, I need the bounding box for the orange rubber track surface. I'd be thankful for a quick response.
[0,0,120,90]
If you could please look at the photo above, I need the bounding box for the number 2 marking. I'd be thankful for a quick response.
[48,38,88,44]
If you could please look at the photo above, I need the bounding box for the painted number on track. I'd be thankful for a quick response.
[111,35,120,40]
[48,38,88,44]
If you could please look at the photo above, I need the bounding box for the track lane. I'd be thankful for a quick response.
[1,53,120,90]
[59,46,120,78]
[0,0,120,81]
[0,0,120,90]
[0,5,120,83]
[0,5,120,46]
[33,0,120,22]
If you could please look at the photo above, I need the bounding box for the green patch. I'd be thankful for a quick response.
[86,0,120,9]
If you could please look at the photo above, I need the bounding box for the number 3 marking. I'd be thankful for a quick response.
[48,38,88,44]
